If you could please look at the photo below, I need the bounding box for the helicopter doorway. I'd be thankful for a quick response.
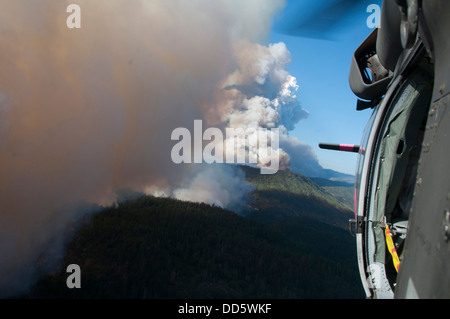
[362,59,434,298]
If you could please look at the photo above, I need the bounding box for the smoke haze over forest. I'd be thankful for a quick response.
[0,0,339,296]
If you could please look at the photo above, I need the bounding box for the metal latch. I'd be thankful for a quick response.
[349,216,364,236]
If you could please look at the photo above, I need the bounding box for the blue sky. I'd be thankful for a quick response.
[270,0,382,175]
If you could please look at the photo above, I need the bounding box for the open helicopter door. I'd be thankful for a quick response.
[343,0,434,297]
[357,63,433,299]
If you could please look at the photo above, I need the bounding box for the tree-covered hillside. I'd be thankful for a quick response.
[28,196,362,299]
[27,166,364,299]
[240,165,353,226]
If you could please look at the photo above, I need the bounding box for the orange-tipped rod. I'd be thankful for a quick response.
[319,143,360,153]
[385,225,401,272]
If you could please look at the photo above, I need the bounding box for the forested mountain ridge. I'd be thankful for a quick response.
[240,165,353,227]
[27,166,364,299]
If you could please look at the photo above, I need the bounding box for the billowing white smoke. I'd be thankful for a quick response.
[206,41,309,172]
[173,165,253,211]
[170,41,310,203]
[0,0,317,296]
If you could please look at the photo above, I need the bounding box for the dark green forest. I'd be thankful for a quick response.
[28,166,364,299]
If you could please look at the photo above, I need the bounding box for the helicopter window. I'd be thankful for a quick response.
[355,108,378,213]
[367,60,433,290]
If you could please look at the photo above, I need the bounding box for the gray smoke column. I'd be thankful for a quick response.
[0,0,316,296]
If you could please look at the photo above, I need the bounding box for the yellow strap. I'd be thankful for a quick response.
[385,225,401,272]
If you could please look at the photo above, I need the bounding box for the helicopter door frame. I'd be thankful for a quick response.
[355,75,404,298]
[356,51,434,298]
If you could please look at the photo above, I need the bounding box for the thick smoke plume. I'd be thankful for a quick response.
[0,0,318,296]
[173,164,253,211]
